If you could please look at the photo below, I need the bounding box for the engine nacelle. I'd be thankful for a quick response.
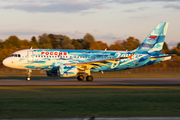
[46,65,80,77]
[58,65,78,77]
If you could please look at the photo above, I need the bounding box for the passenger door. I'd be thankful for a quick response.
[27,50,34,62]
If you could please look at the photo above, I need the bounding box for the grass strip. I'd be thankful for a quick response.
[1,87,180,118]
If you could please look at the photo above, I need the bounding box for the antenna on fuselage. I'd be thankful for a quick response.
[105,48,107,51]
[30,47,33,49]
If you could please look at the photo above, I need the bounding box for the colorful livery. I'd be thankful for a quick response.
[2,22,171,81]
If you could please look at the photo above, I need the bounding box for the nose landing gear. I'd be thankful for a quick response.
[26,70,32,81]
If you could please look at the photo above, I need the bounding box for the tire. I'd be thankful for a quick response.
[77,75,84,81]
[26,77,31,81]
[86,75,93,82]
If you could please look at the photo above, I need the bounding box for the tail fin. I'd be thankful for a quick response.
[135,22,169,55]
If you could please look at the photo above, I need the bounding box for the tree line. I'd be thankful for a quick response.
[0,33,180,67]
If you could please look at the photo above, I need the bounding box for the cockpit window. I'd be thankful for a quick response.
[10,54,21,57]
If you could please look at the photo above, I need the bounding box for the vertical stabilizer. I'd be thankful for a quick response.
[135,22,169,55]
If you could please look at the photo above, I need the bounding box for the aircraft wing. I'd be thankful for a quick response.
[65,56,128,68]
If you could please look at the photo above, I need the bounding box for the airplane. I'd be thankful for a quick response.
[2,22,171,81]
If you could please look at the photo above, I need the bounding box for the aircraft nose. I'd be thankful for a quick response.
[2,58,10,67]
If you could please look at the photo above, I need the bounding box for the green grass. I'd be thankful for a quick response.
[1,87,180,118]
[0,73,180,79]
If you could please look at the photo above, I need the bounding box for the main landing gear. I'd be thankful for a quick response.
[26,70,32,81]
[77,74,93,82]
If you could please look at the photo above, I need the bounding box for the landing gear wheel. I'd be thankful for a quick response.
[77,75,84,81]
[26,77,31,81]
[26,70,32,81]
[86,75,93,82]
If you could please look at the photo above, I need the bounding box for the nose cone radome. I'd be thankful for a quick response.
[2,58,11,68]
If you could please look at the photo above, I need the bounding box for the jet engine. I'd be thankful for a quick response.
[58,65,78,77]
[46,65,82,77]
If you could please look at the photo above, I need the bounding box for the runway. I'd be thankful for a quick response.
[0,77,180,86]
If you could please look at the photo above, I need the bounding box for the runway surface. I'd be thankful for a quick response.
[0,77,180,86]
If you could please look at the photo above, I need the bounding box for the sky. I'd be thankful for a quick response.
[0,0,179,48]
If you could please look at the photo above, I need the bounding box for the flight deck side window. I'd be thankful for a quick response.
[18,54,21,57]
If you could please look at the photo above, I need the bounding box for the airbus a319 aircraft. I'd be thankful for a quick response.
[3,22,171,81]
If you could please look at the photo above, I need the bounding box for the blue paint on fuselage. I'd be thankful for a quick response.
[14,49,168,73]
